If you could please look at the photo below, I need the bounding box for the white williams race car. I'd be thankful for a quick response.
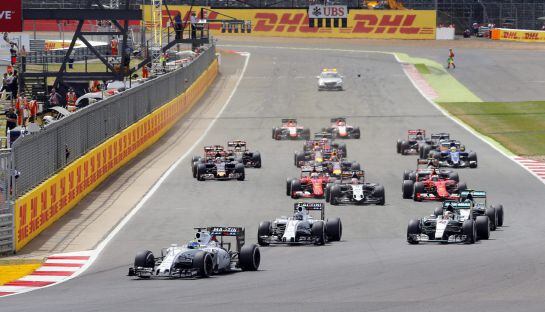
[128,227,260,278]
[317,68,343,91]
[257,202,342,246]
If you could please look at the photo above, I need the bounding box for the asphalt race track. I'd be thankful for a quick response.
[2,42,545,312]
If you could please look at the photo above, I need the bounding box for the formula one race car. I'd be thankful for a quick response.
[286,165,332,199]
[402,167,467,201]
[226,140,261,168]
[303,135,348,157]
[128,226,260,278]
[406,202,489,244]
[317,68,343,91]
[322,117,360,139]
[272,119,311,140]
[426,141,478,168]
[326,170,385,206]
[193,147,245,181]
[417,132,451,159]
[191,145,228,178]
[397,129,431,155]
[257,202,342,246]
[458,190,504,230]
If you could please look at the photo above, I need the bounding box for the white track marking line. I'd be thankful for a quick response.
[34,267,80,272]
[44,259,87,264]
[0,286,34,292]
[17,276,67,282]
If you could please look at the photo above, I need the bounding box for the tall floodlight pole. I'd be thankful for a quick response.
[151,0,163,74]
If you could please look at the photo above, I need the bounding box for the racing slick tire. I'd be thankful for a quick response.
[352,127,361,139]
[420,144,432,159]
[311,221,326,246]
[462,219,476,244]
[448,172,459,183]
[196,163,206,181]
[302,128,311,140]
[235,163,245,181]
[402,180,414,199]
[407,219,421,244]
[468,152,478,168]
[239,244,260,271]
[290,180,302,199]
[403,170,410,181]
[486,207,498,231]
[476,216,490,240]
[338,143,347,157]
[408,172,416,182]
[326,218,342,241]
[286,178,296,196]
[193,251,214,278]
[400,141,409,155]
[191,155,201,163]
[325,184,332,203]
[134,250,155,269]
[413,182,425,201]
[457,182,467,193]
[351,162,361,171]
[493,204,504,226]
[252,152,262,168]
[372,185,385,205]
[257,221,271,246]
[294,151,306,167]
[434,206,443,217]
[272,127,280,140]
[397,139,402,154]
[192,162,198,178]
[329,185,341,205]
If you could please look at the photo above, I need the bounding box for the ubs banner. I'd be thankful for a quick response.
[143,6,436,40]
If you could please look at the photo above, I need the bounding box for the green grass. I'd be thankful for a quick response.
[438,101,545,156]
[414,63,430,74]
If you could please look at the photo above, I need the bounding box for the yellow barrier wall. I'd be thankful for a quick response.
[14,59,219,251]
[491,28,545,43]
[143,6,436,40]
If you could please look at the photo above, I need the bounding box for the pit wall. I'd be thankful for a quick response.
[14,59,219,251]
[143,6,436,40]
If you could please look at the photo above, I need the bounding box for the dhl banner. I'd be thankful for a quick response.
[143,6,436,40]
[14,59,219,251]
[491,28,545,43]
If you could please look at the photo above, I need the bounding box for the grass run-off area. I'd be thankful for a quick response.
[438,101,545,156]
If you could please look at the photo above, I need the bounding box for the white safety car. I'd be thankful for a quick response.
[317,68,343,91]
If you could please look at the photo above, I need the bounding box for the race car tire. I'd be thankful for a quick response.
[311,221,326,246]
[372,185,385,205]
[302,128,311,140]
[239,244,260,271]
[257,221,271,246]
[403,170,410,181]
[325,184,332,203]
[434,206,443,217]
[351,162,361,171]
[192,162,198,178]
[294,151,306,167]
[193,251,213,278]
[134,250,155,269]
[191,155,201,164]
[234,156,244,164]
[448,172,459,183]
[407,219,421,244]
[286,178,295,196]
[493,204,504,226]
[400,141,409,155]
[329,185,341,205]
[462,219,476,244]
[326,218,342,241]
[252,152,262,168]
[486,207,498,231]
[420,144,432,159]
[235,163,245,181]
[402,180,414,199]
[469,152,478,168]
[413,182,425,201]
[397,139,402,153]
[476,216,490,240]
[457,182,467,193]
[290,180,302,199]
[352,127,361,139]
[196,164,206,181]
[338,143,347,157]
[408,172,416,182]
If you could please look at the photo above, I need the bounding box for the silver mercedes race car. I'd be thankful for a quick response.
[317,68,343,91]
[128,227,260,278]
[257,202,342,246]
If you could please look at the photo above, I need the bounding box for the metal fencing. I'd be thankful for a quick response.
[12,45,216,198]
[0,150,14,254]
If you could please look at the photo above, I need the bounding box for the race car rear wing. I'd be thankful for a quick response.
[417,159,438,169]
[196,226,246,252]
[301,165,323,172]
[330,117,346,123]
[460,190,487,200]
[281,118,297,125]
[341,170,364,180]
[294,202,325,220]
[314,132,333,139]
[408,129,426,135]
[442,201,472,209]
[431,133,450,141]
[204,145,225,152]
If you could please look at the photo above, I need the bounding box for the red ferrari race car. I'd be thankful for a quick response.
[286,166,332,199]
[402,166,467,202]
[272,118,311,140]
[322,117,360,139]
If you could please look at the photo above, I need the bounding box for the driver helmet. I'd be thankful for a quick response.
[443,211,453,220]
[450,142,456,147]
[351,178,359,184]
[450,146,457,153]
[295,212,304,220]
[310,172,319,179]
[187,240,200,249]
[337,120,345,126]
[432,176,438,181]
[446,204,455,213]
[416,132,423,140]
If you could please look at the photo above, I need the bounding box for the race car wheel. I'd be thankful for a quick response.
[257,221,271,246]
[351,162,361,171]
[134,250,155,269]
[196,164,206,181]
[352,127,361,139]
[290,180,302,199]
[407,219,421,244]
[193,251,213,277]
[403,170,410,181]
[372,185,385,205]
[469,152,478,168]
[402,180,414,199]
[311,221,326,246]
[326,218,342,241]
[462,219,476,244]
[192,162,198,178]
[235,163,245,181]
[252,152,262,168]
[272,127,279,140]
[457,182,467,193]
[408,172,416,182]
[433,206,443,217]
[325,184,332,203]
[397,140,403,153]
[329,185,341,205]
[400,141,409,155]
[294,151,306,167]
[476,216,490,240]
[493,204,504,226]
[338,143,347,157]
[286,178,295,196]
[302,128,311,140]
[420,144,431,159]
[239,244,260,271]
[413,182,425,201]
[448,172,459,183]
[486,207,498,231]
